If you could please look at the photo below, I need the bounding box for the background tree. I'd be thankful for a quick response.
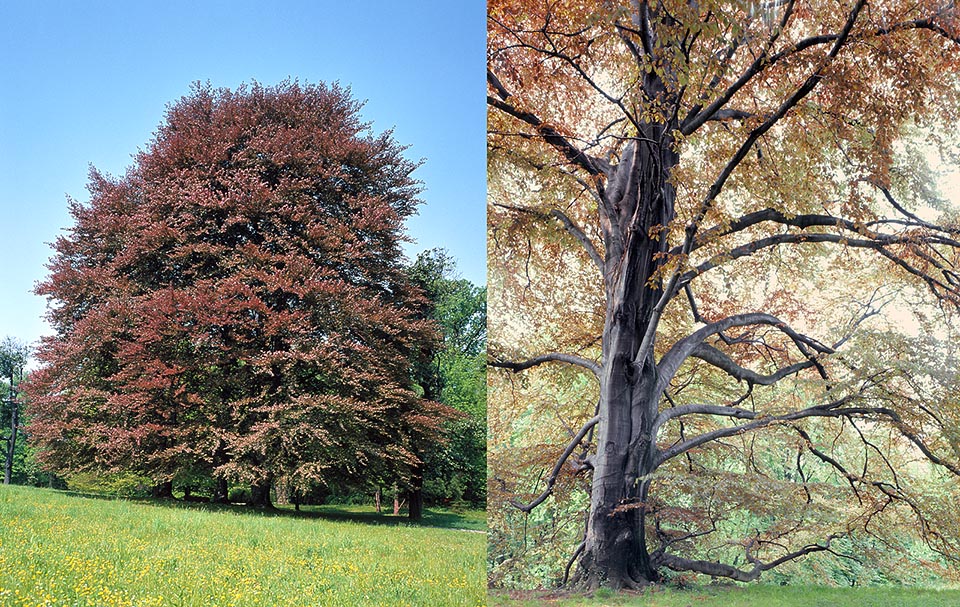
[0,337,29,485]
[27,80,449,507]
[488,0,960,590]
[409,249,487,511]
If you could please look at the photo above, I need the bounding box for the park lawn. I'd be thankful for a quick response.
[0,485,485,607]
[489,584,960,607]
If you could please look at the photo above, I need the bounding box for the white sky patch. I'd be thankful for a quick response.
[940,169,960,210]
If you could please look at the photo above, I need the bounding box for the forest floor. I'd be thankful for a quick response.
[489,584,960,606]
[0,484,485,606]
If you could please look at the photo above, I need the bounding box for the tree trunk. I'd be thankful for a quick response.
[407,463,424,520]
[574,114,679,588]
[211,476,229,504]
[576,334,662,588]
[152,480,174,499]
[4,397,18,485]
[250,480,273,508]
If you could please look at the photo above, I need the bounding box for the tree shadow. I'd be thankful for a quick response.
[53,488,485,531]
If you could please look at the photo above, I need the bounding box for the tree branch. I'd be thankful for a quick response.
[653,402,756,442]
[655,396,859,466]
[638,9,868,364]
[656,313,830,396]
[550,209,605,271]
[510,416,600,513]
[487,69,606,176]
[490,353,601,378]
[691,343,815,385]
[492,202,604,272]
[794,425,863,504]
[679,0,957,137]
[657,534,841,582]
[679,232,960,296]
[679,0,866,257]
[870,180,960,235]
[678,206,960,257]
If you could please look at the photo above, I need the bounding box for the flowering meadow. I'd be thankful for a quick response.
[0,485,485,606]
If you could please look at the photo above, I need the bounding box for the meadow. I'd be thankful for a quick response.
[0,485,485,606]
[490,584,960,607]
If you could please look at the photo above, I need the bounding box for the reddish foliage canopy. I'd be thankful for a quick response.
[27,81,450,495]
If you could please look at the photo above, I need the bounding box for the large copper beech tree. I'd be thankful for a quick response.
[489,0,960,590]
[28,81,448,507]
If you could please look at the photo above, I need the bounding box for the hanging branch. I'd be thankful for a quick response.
[510,415,600,513]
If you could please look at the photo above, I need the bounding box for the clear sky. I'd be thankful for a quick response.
[0,1,486,350]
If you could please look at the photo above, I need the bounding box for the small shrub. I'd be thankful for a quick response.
[228,486,252,503]
[67,472,152,498]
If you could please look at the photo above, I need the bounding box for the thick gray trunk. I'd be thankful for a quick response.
[575,115,678,589]
[576,333,662,588]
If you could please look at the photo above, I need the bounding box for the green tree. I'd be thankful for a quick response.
[410,249,487,508]
[0,337,29,485]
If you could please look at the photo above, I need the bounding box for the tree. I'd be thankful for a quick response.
[0,337,29,485]
[488,0,960,590]
[409,249,487,510]
[27,80,449,507]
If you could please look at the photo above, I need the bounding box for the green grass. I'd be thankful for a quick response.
[489,584,960,607]
[0,485,485,606]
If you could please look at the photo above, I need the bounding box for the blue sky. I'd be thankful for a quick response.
[0,1,486,350]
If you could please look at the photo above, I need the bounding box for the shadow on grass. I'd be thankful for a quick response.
[53,488,485,531]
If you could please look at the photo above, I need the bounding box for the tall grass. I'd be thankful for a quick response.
[0,485,484,606]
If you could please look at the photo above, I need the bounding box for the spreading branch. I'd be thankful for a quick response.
[655,313,830,396]
[682,0,866,252]
[655,396,858,466]
[490,352,602,378]
[691,343,815,385]
[652,402,756,442]
[487,69,606,176]
[657,535,842,582]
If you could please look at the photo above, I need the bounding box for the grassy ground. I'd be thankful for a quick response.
[489,584,960,607]
[0,484,485,606]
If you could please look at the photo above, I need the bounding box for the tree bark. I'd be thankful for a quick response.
[211,476,229,504]
[250,480,273,508]
[152,480,174,499]
[407,463,424,520]
[574,110,679,588]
